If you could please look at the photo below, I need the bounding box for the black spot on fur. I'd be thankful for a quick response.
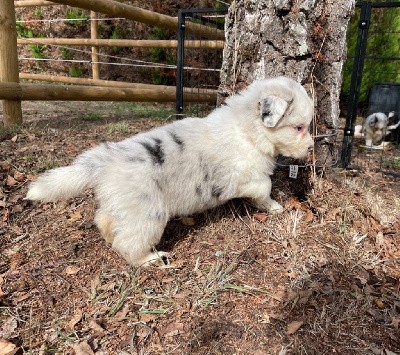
[211,185,223,198]
[126,156,146,163]
[169,131,185,150]
[140,138,165,165]
[196,185,202,196]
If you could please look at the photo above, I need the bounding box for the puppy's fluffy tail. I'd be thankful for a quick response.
[27,157,95,202]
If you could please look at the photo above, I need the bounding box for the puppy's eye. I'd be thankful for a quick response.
[294,125,304,133]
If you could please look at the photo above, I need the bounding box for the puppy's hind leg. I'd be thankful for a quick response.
[111,217,169,267]
[94,211,115,244]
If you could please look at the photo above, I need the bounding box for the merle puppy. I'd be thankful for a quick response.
[27,77,314,266]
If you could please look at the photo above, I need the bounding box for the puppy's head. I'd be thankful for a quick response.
[256,77,314,159]
[364,112,388,145]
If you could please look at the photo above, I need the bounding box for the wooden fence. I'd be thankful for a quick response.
[0,0,225,126]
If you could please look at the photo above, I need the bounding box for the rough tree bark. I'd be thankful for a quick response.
[219,0,355,173]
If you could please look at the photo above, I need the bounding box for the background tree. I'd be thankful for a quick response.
[219,0,355,176]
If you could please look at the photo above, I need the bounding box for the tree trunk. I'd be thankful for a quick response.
[219,0,355,174]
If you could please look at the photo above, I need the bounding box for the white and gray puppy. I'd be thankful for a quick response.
[355,111,400,147]
[27,76,314,266]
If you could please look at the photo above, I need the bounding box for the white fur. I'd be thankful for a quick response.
[27,76,314,266]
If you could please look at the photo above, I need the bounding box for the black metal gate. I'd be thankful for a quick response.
[176,7,228,118]
[340,1,400,175]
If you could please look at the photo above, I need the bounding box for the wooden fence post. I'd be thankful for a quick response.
[0,0,23,126]
[90,11,100,80]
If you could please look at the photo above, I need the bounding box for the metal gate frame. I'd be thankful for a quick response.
[175,7,228,115]
[340,1,400,168]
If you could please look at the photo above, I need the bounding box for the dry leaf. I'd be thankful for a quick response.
[284,196,302,210]
[182,217,196,226]
[162,277,174,283]
[287,320,304,334]
[0,317,18,339]
[391,317,399,330]
[14,293,31,302]
[139,313,157,323]
[6,176,17,187]
[0,161,11,170]
[67,309,83,330]
[11,205,23,214]
[2,209,9,223]
[88,319,105,334]
[13,172,26,183]
[374,299,385,309]
[375,232,384,248]
[114,304,130,322]
[69,211,82,221]
[11,135,18,143]
[0,339,18,355]
[302,209,314,223]
[369,217,381,232]
[298,290,313,305]
[72,341,94,355]
[253,212,268,222]
[159,322,184,337]
[327,207,342,220]
[65,266,81,275]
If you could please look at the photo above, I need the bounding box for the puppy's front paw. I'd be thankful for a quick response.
[137,251,170,267]
[267,199,285,214]
[254,198,284,214]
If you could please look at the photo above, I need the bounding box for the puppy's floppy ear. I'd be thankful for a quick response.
[260,96,292,128]
[368,114,377,126]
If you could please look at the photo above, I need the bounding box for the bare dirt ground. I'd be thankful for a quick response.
[1,102,400,355]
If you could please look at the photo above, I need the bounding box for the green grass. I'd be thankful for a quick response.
[29,43,45,59]
[112,102,176,120]
[16,22,34,38]
[107,122,130,134]
[64,8,88,26]
[80,112,101,121]
[61,48,73,61]
[69,66,82,78]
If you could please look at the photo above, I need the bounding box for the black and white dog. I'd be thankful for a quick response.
[354,111,400,148]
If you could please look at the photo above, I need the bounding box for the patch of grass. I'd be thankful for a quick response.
[36,157,60,173]
[34,7,42,18]
[29,43,45,59]
[80,112,101,121]
[111,25,124,53]
[107,122,130,134]
[113,102,175,120]
[64,8,88,26]
[61,48,73,61]
[69,66,82,78]
[382,156,400,170]
[16,22,34,38]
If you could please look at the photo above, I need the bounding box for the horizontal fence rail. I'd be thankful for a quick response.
[17,38,225,49]
[0,82,217,102]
